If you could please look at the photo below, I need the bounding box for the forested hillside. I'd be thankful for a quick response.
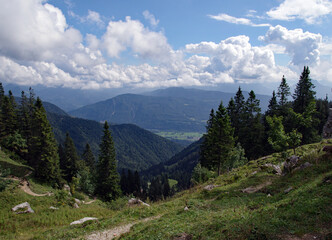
[47,112,183,171]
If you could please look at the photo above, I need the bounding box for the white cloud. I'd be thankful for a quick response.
[69,9,104,27]
[143,10,159,27]
[208,13,270,27]
[259,25,322,67]
[267,0,332,24]
[101,16,172,62]
[185,35,293,83]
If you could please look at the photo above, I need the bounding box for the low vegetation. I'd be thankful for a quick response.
[0,140,331,239]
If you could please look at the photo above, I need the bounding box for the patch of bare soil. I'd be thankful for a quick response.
[242,181,272,194]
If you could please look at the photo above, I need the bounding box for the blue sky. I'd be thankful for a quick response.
[0,0,332,91]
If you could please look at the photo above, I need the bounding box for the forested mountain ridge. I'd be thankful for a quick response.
[68,88,271,133]
[47,112,183,171]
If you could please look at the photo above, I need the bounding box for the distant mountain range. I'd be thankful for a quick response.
[69,87,271,133]
[4,80,331,111]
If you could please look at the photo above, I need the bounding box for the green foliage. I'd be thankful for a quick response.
[61,133,80,183]
[277,75,291,107]
[30,98,62,186]
[191,163,214,185]
[95,121,121,201]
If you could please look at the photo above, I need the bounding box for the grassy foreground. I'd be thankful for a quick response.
[0,140,331,239]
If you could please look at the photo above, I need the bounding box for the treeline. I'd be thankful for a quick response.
[199,66,329,177]
[120,169,174,201]
[0,84,120,200]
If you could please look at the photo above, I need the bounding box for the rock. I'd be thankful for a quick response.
[70,217,98,225]
[251,171,258,175]
[294,162,313,172]
[74,198,81,205]
[128,198,150,207]
[203,185,220,191]
[73,203,79,208]
[63,184,71,192]
[283,155,300,174]
[184,206,189,211]
[267,194,272,197]
[49,206,59,210]
[264,163,282,175]
[284,186,293,193]
[12,202,34,214]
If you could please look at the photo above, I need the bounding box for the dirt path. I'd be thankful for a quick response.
[20,180,53,196]
[85,215,161,240]
[84,199,97,205]
[5,176,53,197]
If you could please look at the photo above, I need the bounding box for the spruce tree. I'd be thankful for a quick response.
[30,97,61,185]
[95,121,120,201]
[277,75,291,107]
[201,101,234,175]
[293,66,316,114]
[242,90,264,159]
[133,170,141,196]
[266,91,278,117]
[82,143,95,172]
[62,133,80,183]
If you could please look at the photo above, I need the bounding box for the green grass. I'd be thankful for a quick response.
[0,140,331,239]
[0,150,33,178]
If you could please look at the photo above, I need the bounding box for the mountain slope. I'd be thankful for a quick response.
[46,112,183,171]
[141,138,202,189]
[1,139,330,239]
[69,88,271,133]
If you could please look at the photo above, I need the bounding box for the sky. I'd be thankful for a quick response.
[0,0,332,91]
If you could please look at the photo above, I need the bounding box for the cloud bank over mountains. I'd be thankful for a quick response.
[0,0,331,90]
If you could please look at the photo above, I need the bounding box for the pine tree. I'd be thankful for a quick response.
[62,133,80,183]
[266,91,278,117]
[0,95,18,142]
[233,87,246,137]
[30,97,61,185]
[95,121,121,201]
[120,169,128,195]
[201,101,234,175]
[242,90,264,160]
[293,66,316,114]
[277,75,291,107]
[82,143,95,171]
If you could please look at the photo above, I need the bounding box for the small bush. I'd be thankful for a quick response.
[72,191,85,201]
[105,197,127,211]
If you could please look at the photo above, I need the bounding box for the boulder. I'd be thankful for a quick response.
[284,186,293,193]
[70,217,98,225]
[173,233,192,240]
[49,206,59,210]
[73,203,79,208]
[12,202,34,214]
[264,163,282,175]
[283,155,300,174]
[74,198,81,205]
[128,198,150,207]
[184,206,189,211]
[203,185,220,191]
[294,162,313,172]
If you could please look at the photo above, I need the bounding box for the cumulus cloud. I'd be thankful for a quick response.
[208,13,270,27]
[101,16,172,62]
[185,35,293,83]
[267,0,332,24]
[143,10,159,27]
[259,25,322,67]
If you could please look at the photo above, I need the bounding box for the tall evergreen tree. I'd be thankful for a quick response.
[62,133,80,183]
[233,87,246,137]
[266,91,278,117]
[120,169,128,195]
[277,75,291,107]
[133,170,141,196]
[95,121,120,201]
[0,95,18,142]
[240,91,264,159]
[293,66,316,114]
[201,101,235,175]
[200,109,216,169]
[30,97,61,185]
[82,143,95,171]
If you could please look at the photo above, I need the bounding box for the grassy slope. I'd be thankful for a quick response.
[0,140,331,239]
